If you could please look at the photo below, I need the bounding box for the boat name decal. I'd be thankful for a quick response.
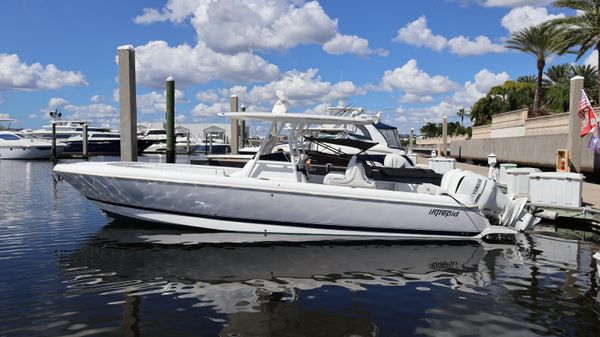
[428,260,459,271]
[428,209,460,217]
[472,178,482,197]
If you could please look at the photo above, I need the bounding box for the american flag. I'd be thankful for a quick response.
[578,89,593,119]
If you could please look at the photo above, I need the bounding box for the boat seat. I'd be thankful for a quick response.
[323,156,376,189]
[384,153,409,168]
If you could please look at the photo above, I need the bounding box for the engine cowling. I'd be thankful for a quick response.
[441,169,518,226]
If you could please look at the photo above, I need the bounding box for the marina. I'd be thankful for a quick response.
[1,158,600,336]
[3,1,600,336]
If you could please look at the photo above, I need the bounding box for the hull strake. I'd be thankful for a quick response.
[94,199,481,238]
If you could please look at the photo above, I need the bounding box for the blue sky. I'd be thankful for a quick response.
[0,0,589,133]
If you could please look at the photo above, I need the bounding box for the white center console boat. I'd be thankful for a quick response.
[54,100,536,240]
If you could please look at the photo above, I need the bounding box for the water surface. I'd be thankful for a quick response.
[1,158,599,337]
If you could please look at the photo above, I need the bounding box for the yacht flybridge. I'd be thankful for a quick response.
[54,96,536,240]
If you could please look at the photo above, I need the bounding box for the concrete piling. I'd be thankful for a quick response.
[442,116,448,157]
[117,45,138,162]
[82,124,88,159]
[409,128,414,153]
[165,76,175,163]
[230,95,239,155]
[568,76,585,172]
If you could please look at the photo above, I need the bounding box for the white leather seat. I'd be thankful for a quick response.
[323,156,376,189]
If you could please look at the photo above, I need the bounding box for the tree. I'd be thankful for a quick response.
[506,24,562,117]
[456,108,467,126]
[549,0,600,102]
[544,64,572,112]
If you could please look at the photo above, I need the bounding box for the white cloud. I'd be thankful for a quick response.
[399,93,433,103]
[447,36,506,56]
[0,53,87,91]
[585,50,598,67]
[381,59,459,95]
[28,113,38,119]
[175,114,187,123]
[0,94,4,104]
[393,16,447,51]
[42,97,118,121]
[323,34,372,56]
[190,69,367,116]
[137,89,188,115]
[91,95,100,103]
[135,0,381,59]
[137,0,337,54]
[134,40,280,88]
[393,16,505,56]
[482,0,552,7]
[399,69,509,124]
[191,102,230,119]
[501,6,565,33]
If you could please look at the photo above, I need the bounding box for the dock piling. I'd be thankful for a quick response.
[82,124,88,159]
[240,105,246,149]
[409,128,414,153]
[165,76,175,163]
[442,116,448,157]
[117,45,138,162]
[568,76,585,172]
[230,95,239,155]
[51,122,57,162]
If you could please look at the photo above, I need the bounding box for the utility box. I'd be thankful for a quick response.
[506,167,541,198]
[556,149,570,172]
[529,172,584,209]
[498,163,517,185]
[428,157,456,174]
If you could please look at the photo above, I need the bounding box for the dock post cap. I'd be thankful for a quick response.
[117,45,135,51]
[410,127,414,131]
[570,75,584,81]
[166,76,174,82]
[230,94,238,98]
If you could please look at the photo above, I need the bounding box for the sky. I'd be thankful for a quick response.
[0,0,591,133]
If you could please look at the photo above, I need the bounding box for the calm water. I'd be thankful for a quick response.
[1,158,600,337]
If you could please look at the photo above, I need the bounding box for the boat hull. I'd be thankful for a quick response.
[0,145,64,159]
[63,139,155,156]
[54,162,500,239]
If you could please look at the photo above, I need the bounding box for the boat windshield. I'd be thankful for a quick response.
[378,127,403,149]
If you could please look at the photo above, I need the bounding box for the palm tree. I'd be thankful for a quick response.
[571,64,598,102]
[456,108,467,126]
[550,0,600,101]
[517,75,537,84]
[506,24,562,117]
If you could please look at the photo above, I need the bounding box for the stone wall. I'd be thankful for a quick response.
[450,133,598,172]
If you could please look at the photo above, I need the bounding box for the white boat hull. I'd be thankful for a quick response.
[53,162,514,240]
[0,144,64,159]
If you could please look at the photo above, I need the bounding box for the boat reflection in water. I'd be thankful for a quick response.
[59,224,600,336]
[60,223,505,336]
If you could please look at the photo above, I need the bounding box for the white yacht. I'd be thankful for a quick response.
[0,130,66,159]
[140,127,204,154]
[54,96,537,240]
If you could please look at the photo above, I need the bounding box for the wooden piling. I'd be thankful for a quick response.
[117,45,138,162]
[568,76,584,172]
[230,95,239,155]
[51,122,57,162]
[82,124,88,159]
[165,76,175,163]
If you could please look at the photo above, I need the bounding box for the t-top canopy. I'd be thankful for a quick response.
[221,112,377,125]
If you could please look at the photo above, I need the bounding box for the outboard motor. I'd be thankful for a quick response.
[441,169,530,229]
